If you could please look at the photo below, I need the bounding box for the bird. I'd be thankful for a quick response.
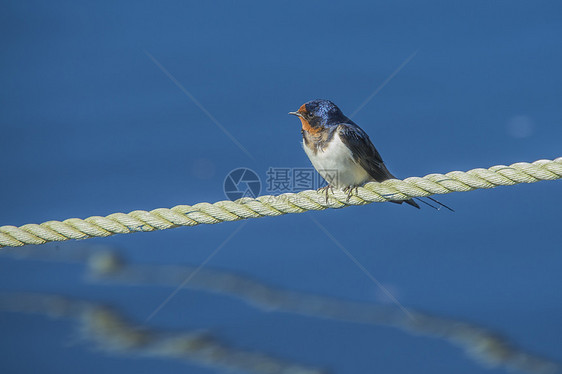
[289,99,452,210]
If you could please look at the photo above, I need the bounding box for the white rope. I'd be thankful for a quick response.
[1,157,560,248]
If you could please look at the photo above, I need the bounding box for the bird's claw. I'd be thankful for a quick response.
[318,185,334,204]
[343,186,359,202]
[319,185,358,203]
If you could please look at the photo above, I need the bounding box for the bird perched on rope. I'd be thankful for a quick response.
[289,99,452,210]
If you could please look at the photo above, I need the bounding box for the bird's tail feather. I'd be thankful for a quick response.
[390,199,420,209]
[391,196,453,211]
[424,196,455,212]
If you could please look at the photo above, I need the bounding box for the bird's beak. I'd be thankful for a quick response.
[288,111,302,117]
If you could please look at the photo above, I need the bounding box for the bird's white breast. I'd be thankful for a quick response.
[303,132,371,189]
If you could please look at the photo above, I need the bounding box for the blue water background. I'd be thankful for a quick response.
[1,1,561,373]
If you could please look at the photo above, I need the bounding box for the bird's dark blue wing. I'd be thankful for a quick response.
[337,123,395,182]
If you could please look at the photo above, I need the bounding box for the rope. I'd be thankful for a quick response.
[1,157,560,249]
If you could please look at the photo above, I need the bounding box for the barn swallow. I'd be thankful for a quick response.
[289,99,452,210]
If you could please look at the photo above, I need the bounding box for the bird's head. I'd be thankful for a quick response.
[289,99,347,134]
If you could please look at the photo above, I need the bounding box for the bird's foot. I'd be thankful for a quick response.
[342,186,359,202]
[317,185,334,204]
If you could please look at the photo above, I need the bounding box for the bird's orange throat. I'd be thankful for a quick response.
[298,117,322,135]
[296,104,322,135]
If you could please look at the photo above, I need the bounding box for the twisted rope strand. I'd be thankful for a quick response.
[1,157,560,248]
